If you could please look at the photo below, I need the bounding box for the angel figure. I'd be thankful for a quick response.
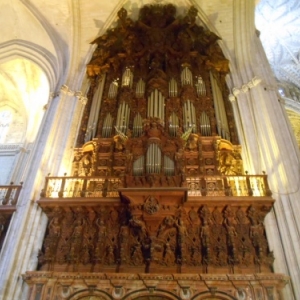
[113,126,129,151]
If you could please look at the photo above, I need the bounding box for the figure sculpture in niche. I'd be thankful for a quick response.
[129,216,148,239]
[163,242,175,265]
[48,216,61,237]
[201,219,211,265]
[175,148,185,174]
[186,133,200,151]
[137,5,178,53]
[72,152,82,176]
[177,218,188,259]
[105,245,115,265]
[130,241,144,265]
[82,154,92,176]
[95,219,107,261]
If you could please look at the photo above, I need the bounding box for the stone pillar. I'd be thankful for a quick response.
[230,0,300,299]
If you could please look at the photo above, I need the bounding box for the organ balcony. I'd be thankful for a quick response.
[37,133,275,275]
[0,182,22,251]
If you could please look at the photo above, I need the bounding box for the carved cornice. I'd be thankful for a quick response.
[23,271,289,300]
[24,271,288,282]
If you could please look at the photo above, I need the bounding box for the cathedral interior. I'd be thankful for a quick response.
[0,0,300,300]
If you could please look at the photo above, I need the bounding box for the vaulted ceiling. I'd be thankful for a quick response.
[0,0,299,145]
[256,0,300,89]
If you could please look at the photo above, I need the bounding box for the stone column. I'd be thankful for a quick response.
[230,0,300,299]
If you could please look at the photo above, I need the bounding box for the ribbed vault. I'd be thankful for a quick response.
[256,0,300,89]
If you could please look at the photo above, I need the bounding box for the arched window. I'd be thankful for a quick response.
[0,106,26,144]
[0,109,12,143]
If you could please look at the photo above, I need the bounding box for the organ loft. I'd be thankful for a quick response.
[24,4,288,300]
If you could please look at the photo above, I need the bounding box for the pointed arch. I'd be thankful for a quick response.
[0,40,58,91]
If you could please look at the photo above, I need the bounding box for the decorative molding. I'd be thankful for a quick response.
[23,271,289,300]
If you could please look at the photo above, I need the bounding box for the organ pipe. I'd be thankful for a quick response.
[169,78,178,97]
[196,76,206,96]
[133,113,143,137]
[210,72,230,140]
[85,74,106,142]
[200,111,211,136]
[169,112,179,136]
[164,155,174,176]
[147,89,165,119]
[116,102,130,133]
[122,68,133,87]
[133,156,144,176]
[183,100,196,132]
[102,113,113,137]
[146,144,161,174]
[181,67,193,86]
[108,81,118,99]
[136,78,145,98]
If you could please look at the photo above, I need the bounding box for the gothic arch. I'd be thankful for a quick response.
[0,57,50,143]
[122,289,180,300]
[0,40,58,91]
[132,297,174,300]
[191,291,237,300]
[67,289,113,300]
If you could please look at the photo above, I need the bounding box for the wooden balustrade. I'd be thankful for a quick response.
[40,174,271,199]
[0,183,23,206]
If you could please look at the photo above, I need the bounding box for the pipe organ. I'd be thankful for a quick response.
[33,7,286,300]
[75,4,238,182]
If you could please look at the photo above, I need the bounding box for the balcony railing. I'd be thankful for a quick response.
[0,183,23,206]
[186,175,271,197]
[40,174,271,199]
